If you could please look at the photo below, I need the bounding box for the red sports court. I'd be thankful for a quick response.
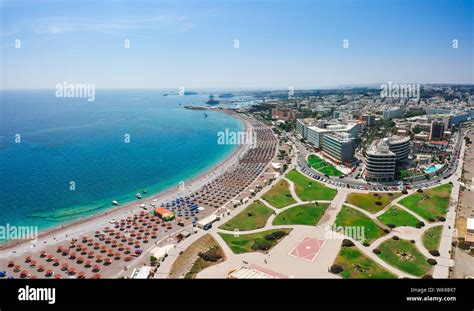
[288,236,326,262]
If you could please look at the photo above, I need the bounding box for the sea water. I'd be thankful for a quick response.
[0,89,243,237]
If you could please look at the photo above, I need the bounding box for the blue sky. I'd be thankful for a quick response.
[0,0,472,89]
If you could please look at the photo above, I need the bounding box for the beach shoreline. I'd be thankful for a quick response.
[0,109,250,253]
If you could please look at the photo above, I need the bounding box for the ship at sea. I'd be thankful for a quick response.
[206,95,220,105]
[218,93,234,98]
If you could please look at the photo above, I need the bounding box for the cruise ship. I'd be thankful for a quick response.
[206,95,220,105]
[218,93,234,98]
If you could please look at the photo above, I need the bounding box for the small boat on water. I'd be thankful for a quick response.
[112,200,119,206]
[136,193,142,199]
[142,189,147,194]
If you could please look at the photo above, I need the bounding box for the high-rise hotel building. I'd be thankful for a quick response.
[364,136,411,181]
[364,138,397,181]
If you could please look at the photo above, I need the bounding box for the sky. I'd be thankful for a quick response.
[0,0,473,89]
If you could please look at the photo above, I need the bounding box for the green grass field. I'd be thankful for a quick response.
[272,203,329,226]
[334,245,397,279]
[307,154,343,177]
[346,192,402,213]
[334,205,386,245]
[377,239,432,277]
[219,200,273,231]
[218,229,292,254]
[286,169,337,201]
[399,184,452,221]
[261,179,297,208]
[377,207,421,228]
[422,225,443,251]
[307,154,324,166]
[319,165,344,177]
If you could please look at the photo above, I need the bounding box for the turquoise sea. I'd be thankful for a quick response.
[0,90,244,238]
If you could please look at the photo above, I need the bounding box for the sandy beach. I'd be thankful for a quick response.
[0,110,252,257]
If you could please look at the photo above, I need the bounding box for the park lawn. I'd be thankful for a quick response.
[334,245,397,279]
[318,164,344,177]
[308,154,324,166]
[377,239,432,277]
[334,205,386,245]
[422,225,443,251]
[169,234,226,279]
[346,192,402,213]
[312,161,327,169]
[377,207,421,228]
[307,154,343,176]
[219,200,273,231]
[399,184,452,221]
[272,203,329,226]
[286,169,337,201]
[184,245,226,278]
[218,229,292,254]
[261,179,297,208]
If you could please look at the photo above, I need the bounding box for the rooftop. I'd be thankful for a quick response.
[324,131,354,142]
[388,135,411,144]
[367,138,395,156]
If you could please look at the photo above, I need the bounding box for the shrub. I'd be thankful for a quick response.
[342,239,354,247]
[417,189,423,193]
[422,274,433,279]
[264,231,287,241]
[362,241,370,247]
[392,236,399,240]
[402,190,408,194]
[437,216,446,222]
[388,193,393,196]
[427,258,437,265]
[199,246,222,262]
[410,240,416,244]
[388,224,396,229]
[330,264,344,274]
[383,228,390,234]
[375,201,382,206]
[373,248,381,255]
[429,250,440,257]
[428,217,436,223]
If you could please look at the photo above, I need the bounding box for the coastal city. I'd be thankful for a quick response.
[1,0,473,307]
[1,84,473,281]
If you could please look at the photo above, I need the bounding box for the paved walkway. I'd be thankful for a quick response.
[433,137,466,277]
